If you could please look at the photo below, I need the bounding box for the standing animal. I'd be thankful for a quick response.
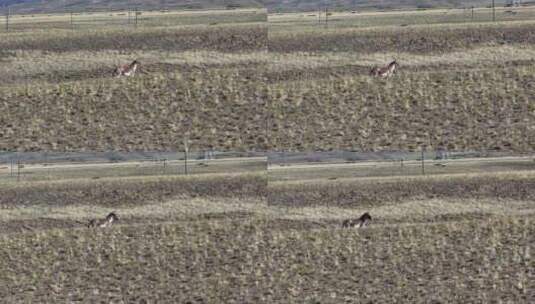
[342,212,372,228]
[370,60,399,78]
[87,212,119,228]
[113,60,139,78]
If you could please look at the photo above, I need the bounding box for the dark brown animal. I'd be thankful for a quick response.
[342,212,372,228]
[370,60,398,78]
[87,212,119,228]
[114,60,139,77]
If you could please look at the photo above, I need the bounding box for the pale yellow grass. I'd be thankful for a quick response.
[3,190,514,226]
[269,6,535,21]
[267,198,535,224]
[139,8,265,17]
[271,18,535,38]
[265,45,535,71]
[270,5,535,34]
[0,170,264,188]
[0,196,266,223]
[0,48,269,85]
[3,41,526,86]
[361,44,535,66]
[280,171,535,186]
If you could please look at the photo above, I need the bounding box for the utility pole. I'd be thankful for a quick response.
[134,7,138,28]
[183,137,189,175]
[325,7,328,28]
[493,0,497,21]
[421,148,425,175]
[5,7,10,32]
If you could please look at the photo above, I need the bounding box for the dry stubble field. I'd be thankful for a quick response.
[0,157,271,302]
[0,8,268,152]
[6,7,535,152]
[1,154,534,302]
[268,7,535,151]
[266,156,534,302]
[1,6,535,303]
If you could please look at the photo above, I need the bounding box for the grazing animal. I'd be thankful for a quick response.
[370,60,399,78]
[342,212,372,228]
[87,212,119,228]
[114,60,139,78]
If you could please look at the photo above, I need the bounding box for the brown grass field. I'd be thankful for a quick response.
[1,5,535,302]
[5,7,535,151]
[1,154,534,302]
[0,8,267,152]
[0,157,270,302]
[265,156,534,302]
[268,7,535,151]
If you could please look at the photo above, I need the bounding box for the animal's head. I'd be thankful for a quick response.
[132,60,140,66]
[106,212,119,223]
[360,212,372,221]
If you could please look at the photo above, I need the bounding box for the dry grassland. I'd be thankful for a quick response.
[267,9,535,151]
[0,9,267,152]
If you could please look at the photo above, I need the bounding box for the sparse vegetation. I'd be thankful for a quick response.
[0,9,267,152]
[0,70,268,151]
[2,158,534,302]
[0,173,268,302]
[262,159,535,302]
[267,63,535,151]
[2,6,535,302]
[270,22,535,53]
[1,216,532,302]
[1,24,266,52]
[267,9,535,151]
[6,8,535,151]
[269,171,535,208]
[0,173,266,209]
